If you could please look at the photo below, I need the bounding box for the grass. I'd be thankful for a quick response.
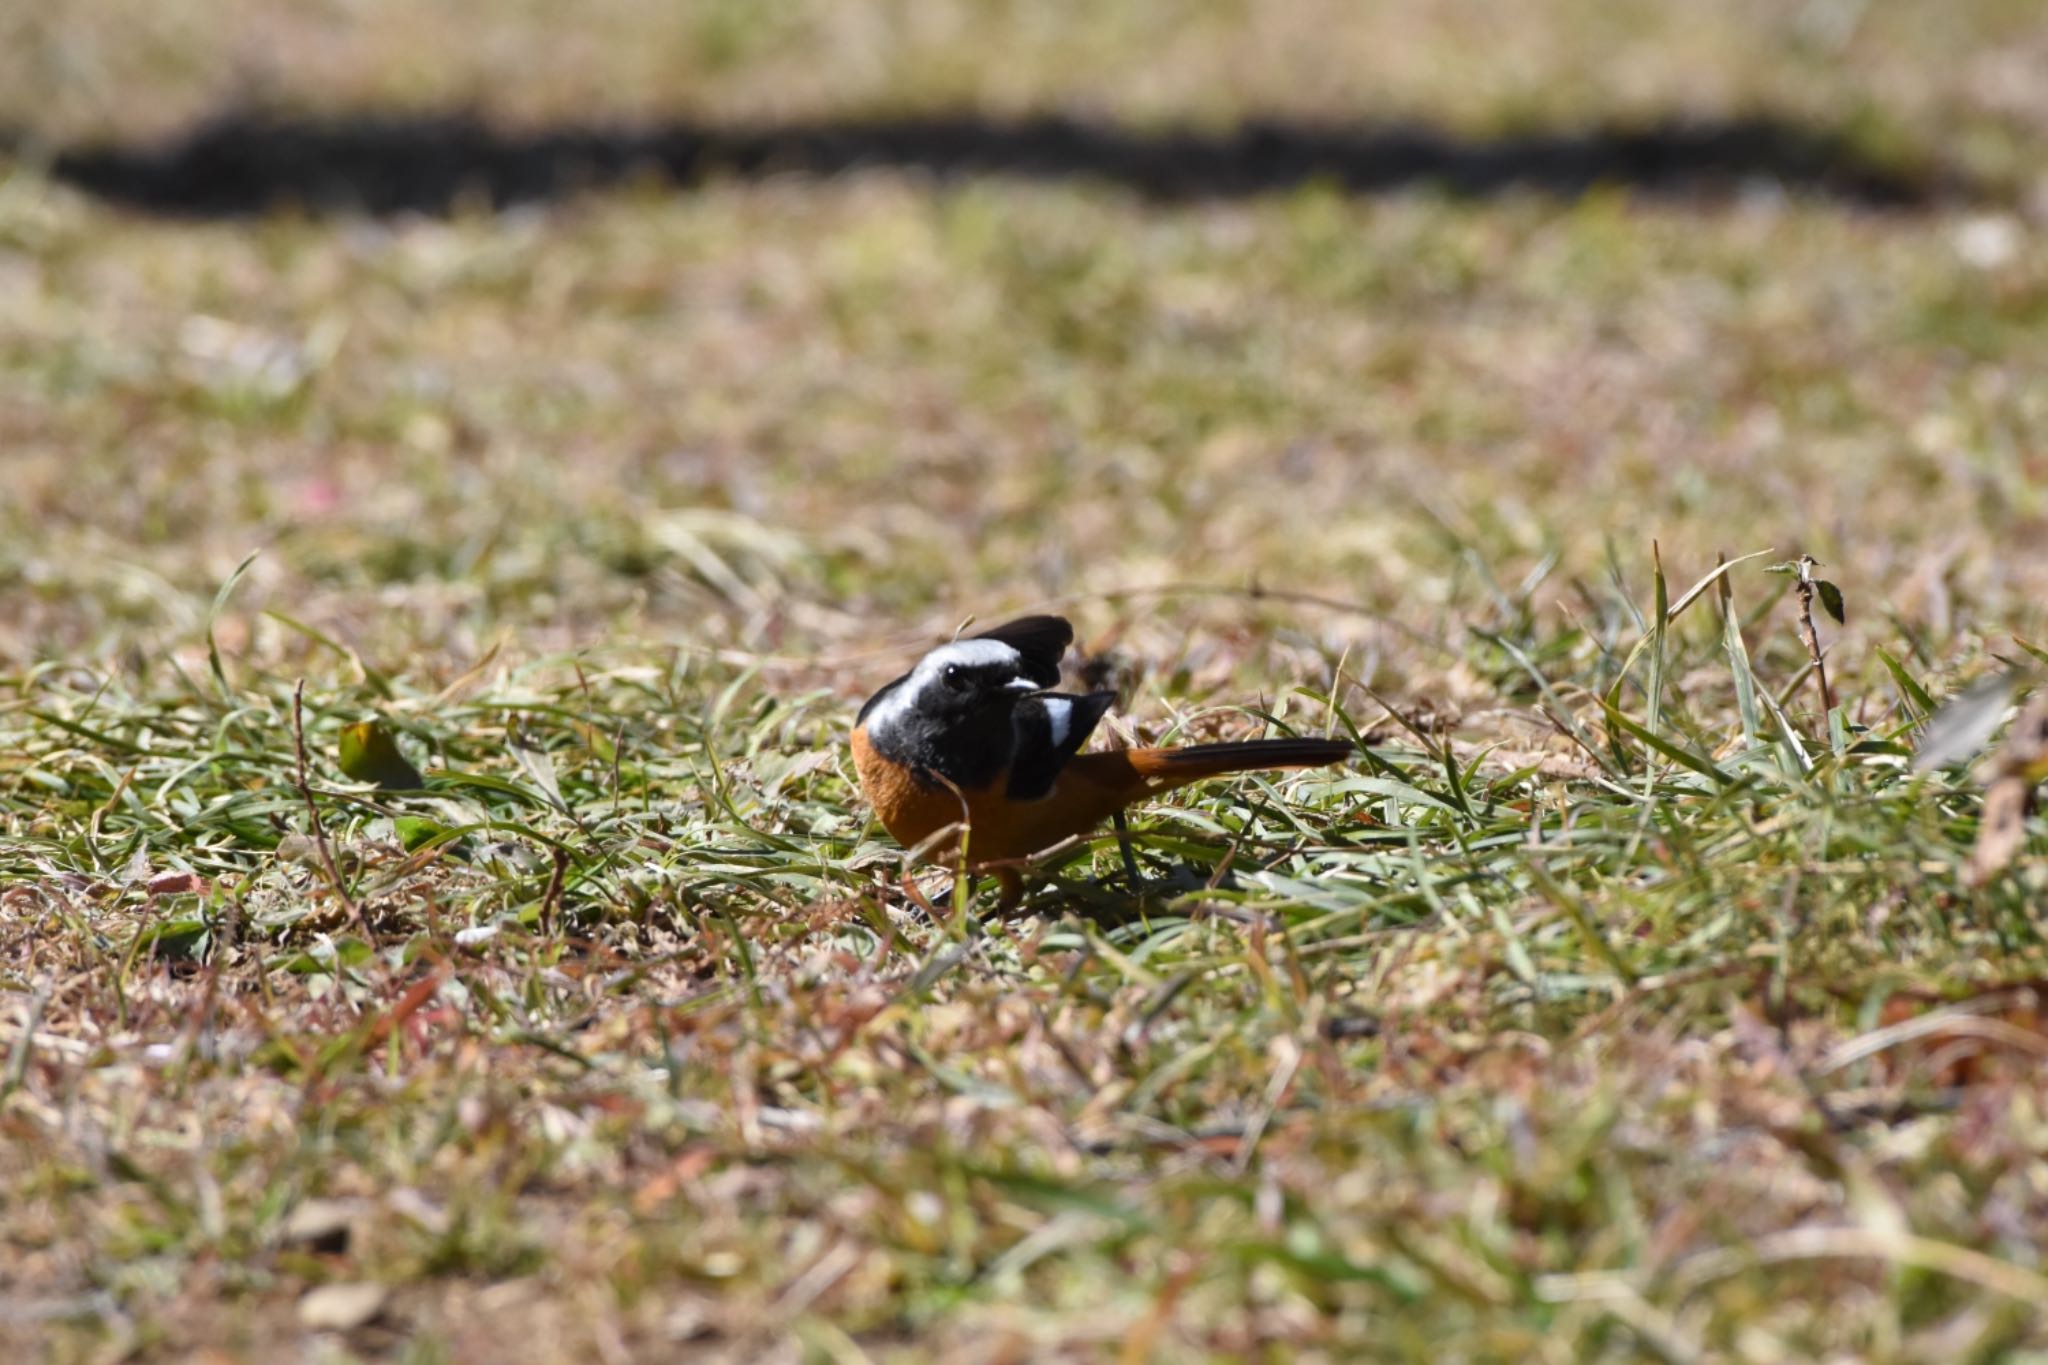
[4,1,2048,1359]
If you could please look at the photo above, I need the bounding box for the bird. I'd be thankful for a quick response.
[850,614,1353,899]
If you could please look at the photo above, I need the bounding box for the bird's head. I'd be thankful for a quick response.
[857,615,1075,739]
[861,637,1044,736]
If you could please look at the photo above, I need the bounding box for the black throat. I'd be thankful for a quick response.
[861,681,1017,791]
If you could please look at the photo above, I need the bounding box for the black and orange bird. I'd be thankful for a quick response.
[850,615,1353,897]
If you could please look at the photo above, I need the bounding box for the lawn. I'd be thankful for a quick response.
[3,2,2048,1360]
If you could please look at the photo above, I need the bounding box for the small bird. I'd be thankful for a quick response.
[850,614,1353,897]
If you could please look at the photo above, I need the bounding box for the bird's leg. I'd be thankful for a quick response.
[1111,810,1143,889]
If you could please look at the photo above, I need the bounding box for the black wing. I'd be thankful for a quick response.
[973,614,1072,688]
[1006,691,1116,800]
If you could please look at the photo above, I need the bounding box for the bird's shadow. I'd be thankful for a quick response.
[1015,857,1246,928]
[17,108,1969,218]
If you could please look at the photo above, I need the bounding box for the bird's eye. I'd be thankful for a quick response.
[942,664,967,690]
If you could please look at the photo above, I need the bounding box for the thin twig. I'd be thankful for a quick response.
[292,680,371,943]
[175,890,245,1074]
[0,975,54,1105]
[1792,555,1835,714]
[541,846,570,935]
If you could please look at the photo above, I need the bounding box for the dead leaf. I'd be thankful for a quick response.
[1967,697,2048,885]
[298,1281,388,1331]
[1815,579,1846,625]
[1913,674,2022,773]
[337,719,426,790]
[280,1199,358,1253]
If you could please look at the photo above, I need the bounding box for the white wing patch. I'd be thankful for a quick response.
[1040,697,1073,747]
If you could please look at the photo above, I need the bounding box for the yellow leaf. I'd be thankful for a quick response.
[337,720,426,791]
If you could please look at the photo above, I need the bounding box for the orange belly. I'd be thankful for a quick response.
[851,725,1162,867]
[853,719,1350,875]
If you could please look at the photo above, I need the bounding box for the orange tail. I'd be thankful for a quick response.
[974,736,1353,866]
[1067,737,1353,806]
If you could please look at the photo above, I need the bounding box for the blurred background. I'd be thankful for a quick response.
[2,0,2044,675]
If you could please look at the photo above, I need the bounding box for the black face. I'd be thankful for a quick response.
[857,640,1042,788]
[924,658,1032,722]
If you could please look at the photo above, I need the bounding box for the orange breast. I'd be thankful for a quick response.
[851,726,1158,867]
[850,724,978,855]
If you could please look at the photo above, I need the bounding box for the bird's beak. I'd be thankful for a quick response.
[1004,677,1044,695]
